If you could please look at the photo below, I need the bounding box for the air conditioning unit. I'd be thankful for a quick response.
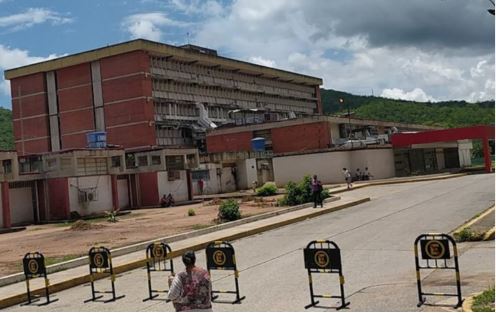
[78,189,98,203]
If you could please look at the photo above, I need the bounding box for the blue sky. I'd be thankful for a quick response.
[0,0,494,108]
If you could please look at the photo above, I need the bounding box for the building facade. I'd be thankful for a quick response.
[5,39,323,156]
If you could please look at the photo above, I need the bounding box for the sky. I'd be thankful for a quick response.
[0,0,494,108]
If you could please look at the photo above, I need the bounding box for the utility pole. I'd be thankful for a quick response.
[339,98,352,139]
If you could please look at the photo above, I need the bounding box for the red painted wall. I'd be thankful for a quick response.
[10,73,49,155]
[47,178,70,220]
[206,131,253,153]
[391,125,495,147]
[138,172,159,207]
[100,50,155,149]
[272,122,330,153]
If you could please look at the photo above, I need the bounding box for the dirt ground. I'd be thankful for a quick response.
[0,196,282,277]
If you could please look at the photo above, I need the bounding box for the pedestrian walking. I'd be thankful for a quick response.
[343,168,352,189]
[168,251,213,312]
[311,175,323,208]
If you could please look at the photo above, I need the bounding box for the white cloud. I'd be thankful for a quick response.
[0,8,72,31]
[122,12,188,41]
[190,0,494,102]
[0,45,65,98]
[169,0,223,16]
[248,56,276,68]
[381,88,436,102]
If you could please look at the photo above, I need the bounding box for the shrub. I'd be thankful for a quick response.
[105,209,120,223]
[472,287,495,312]
[218,199,241,222]
[278,175,331,206]
[188,208,196,216]
[256,182,278,196]
[454,227,483,242]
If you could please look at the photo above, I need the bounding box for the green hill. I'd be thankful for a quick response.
[321,88,495,128]
[0,108,13,150]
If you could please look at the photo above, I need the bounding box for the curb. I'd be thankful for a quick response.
[482,227,495,241]
[0,197,370,309]
[452,206,495,235]
[328,173,468,194]
[462,292,482,312]
[0,196,341,288]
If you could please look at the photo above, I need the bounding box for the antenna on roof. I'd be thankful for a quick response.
[187,32,190,44]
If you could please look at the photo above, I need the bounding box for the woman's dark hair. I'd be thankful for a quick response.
[182,251,196,266]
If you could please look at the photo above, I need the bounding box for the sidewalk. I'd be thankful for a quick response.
[0,196,369,309]
[326,172,467,193]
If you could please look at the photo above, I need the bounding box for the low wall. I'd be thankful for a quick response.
[273,148,395,185]
[157,171,189,202]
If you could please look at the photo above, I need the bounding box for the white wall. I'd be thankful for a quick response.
[274,151,350,186]
[436,148,445,170]
[192,164,237,195]
[458,140,473,168]
[117,178,129,209]
[350,149,396,180]
[157,171,189,202]
[68,175,113,216]
[9,187,34,225]
[273,148,395,185]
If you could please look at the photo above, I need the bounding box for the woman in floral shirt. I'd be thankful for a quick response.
[168,251,212,312]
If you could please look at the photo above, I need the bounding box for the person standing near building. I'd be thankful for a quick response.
[355,168,362,182]
[311,175,323,208]
[363,167,373,180]
[343,168,352,189]
[168,251,212,312]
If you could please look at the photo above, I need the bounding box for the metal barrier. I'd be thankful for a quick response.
[21,252,58,306]
[414,233,463,308]
[303,240,349,310]
[143,242,174,302]
[84,247,125,303]
[205,241,245,304]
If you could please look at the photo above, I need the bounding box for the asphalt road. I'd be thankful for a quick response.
[4,173,495,312]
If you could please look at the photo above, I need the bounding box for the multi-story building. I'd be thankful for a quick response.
[4,39,323,156]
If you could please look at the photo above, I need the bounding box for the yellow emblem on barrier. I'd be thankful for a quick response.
[425,240,445,259]
[314,251,330,268]
[153,245,165,258]
[27,259,39,274]
[93,253,105,268]
[213,250,226,266]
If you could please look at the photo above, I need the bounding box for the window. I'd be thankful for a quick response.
[111,156,121,168]
[138,156,148,167]
[166,155,184,170]
[2,160,12,174]
[192,170,210,181]
[151,155,161,165]
[46,158,57,170]
[168,170,181,181]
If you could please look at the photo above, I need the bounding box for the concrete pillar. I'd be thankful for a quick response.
[1,181,11,228]
[483,137,492,173]
[111,175,119,211]
[186,170,193,201]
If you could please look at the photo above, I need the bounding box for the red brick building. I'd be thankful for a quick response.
[5,39,323,156]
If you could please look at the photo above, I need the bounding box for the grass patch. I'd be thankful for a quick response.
[44,255,80,266]
[472,287,495,312]
[454,227,484,242]
[191,224,212,230]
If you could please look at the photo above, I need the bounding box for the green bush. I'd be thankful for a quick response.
[218,199,241,222]
[188,208,196,216]
[256,182,278,196]
[454,227,483,242]
[472,287,495,312]
[279,175,331,206]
